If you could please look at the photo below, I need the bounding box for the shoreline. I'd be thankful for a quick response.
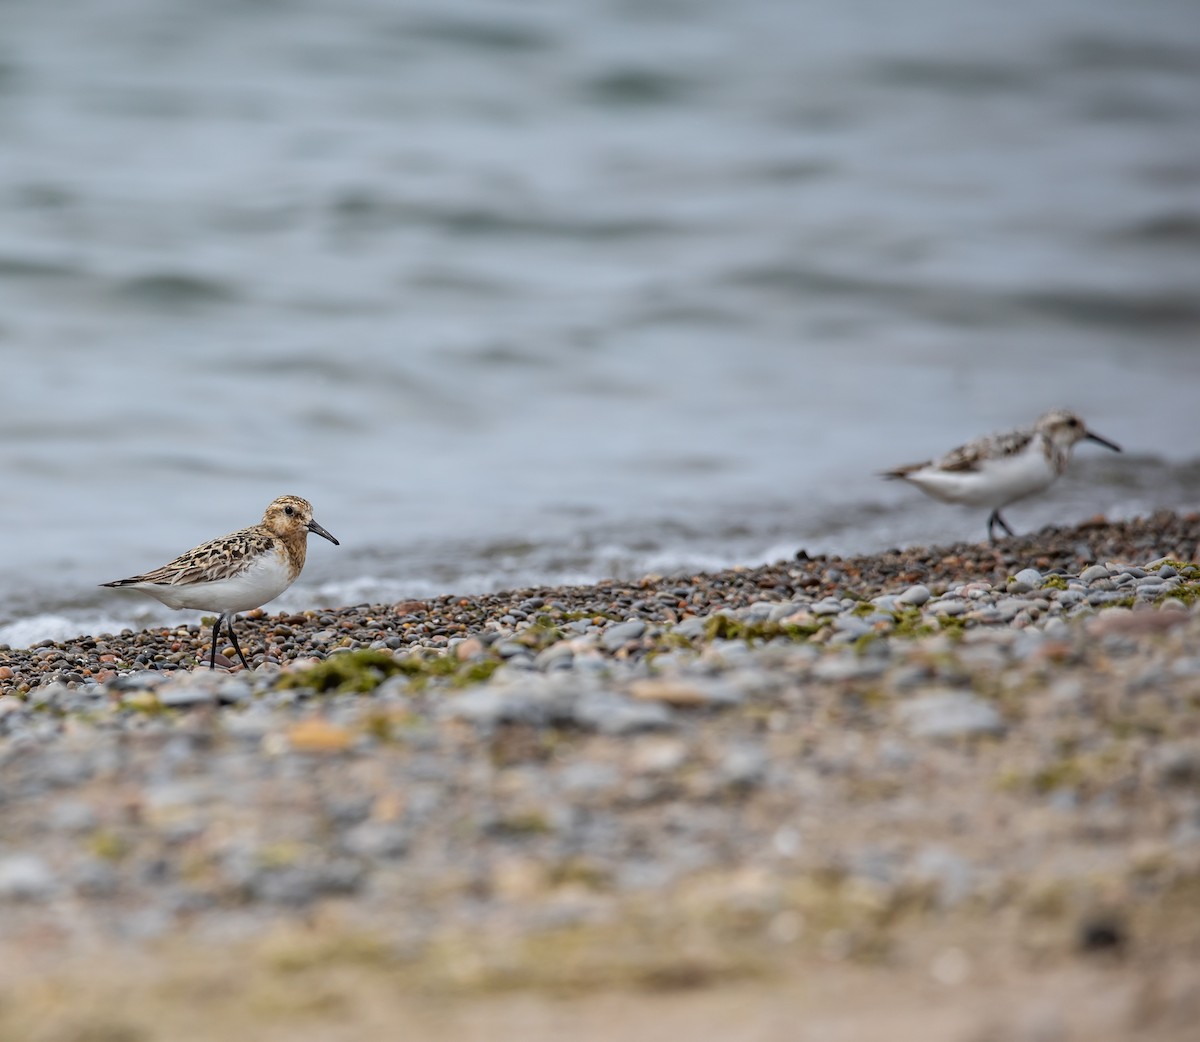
[1,512,1199,1040]
[1,509,1197,684]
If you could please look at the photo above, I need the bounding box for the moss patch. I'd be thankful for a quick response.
[703,615,821,645]
[278,648,503,695]
[277,650,408,694]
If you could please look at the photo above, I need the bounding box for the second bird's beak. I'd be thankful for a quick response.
[308,518,340,545]
[1085,430,1122,453]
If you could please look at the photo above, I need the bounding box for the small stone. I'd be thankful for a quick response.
[0,855,56,901]
[811,655,886,682]
[931,599,968,617]
[718,744,768,789]
[455,637,486,661]
[910,846,973,908]
[217,682,253,705]
[48,801,98,833]
[674,616,708,639]
[628,678,741,708]
[1150,743,1200,787]
[631,736,688,774]
[1004,597,1040,621]
[573,691,672,734]
[601,620,646,651]
[828,620,871,645]
[342,822,409,859]
[286,718,354,753]
[447,688,541,727]
[534,638,574,663]
[895,584,930,606]
[898,692,1005,740]
[1077,914,1127,955]
[1087,610,1188,638]
[158,685,218,708]
[1080,564,1111,584]
[559,761,620,795]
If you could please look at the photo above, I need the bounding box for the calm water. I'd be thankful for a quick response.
[1,0,1198,646]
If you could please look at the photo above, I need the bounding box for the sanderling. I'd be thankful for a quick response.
[883,409,1121,543]
[101,495,339,669]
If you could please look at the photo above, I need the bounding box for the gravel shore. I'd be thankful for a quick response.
[2,513,1199,1041]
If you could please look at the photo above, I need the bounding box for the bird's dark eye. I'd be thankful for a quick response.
[1067,417,1079,427]
[284,505,295,516]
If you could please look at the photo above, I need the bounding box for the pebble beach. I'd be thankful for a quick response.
[2,513,1199,1041]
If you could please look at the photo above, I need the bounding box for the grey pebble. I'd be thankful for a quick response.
[252,861,365,906]
[559,761,621,795]
[601,620,646,651]
[1080,564,1111,584]
[1149,743,1200,787]
[573,691,673,735]
[534,643,574,669]
[718,744,769,789]
[48,800,99,834]
[811,654,886,682]
[909,845,973,908]
[993,598,1031,622]
[898,692,1005,740]
[0,854,56,901]
[73,858,120,898]
[342,822,410,859]
[896,585,931,606]
[675,616,709,639]
[831,616,871,638]
[744,601,777,621]
[931,599,968,617]
[157,685,218,708]
[1010,568,1042,593]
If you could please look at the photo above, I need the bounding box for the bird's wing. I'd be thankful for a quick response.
[935,428,1034,473]
[103,526,275,587]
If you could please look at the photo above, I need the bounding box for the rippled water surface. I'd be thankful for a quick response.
[1,0,1198,644]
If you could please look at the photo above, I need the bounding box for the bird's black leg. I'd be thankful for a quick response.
[226,614,252,671]
[987,509,1016,545]
[209,614,223,670]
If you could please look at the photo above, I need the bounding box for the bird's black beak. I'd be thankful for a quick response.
[308,519,340,545]
[1085,430,1121,453]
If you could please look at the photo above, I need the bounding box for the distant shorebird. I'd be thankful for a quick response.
[883,409,1121,543]
[101,495,339,669]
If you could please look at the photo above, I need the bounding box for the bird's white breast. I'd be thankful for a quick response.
[132,548,295,614]
[903,445,1056,509]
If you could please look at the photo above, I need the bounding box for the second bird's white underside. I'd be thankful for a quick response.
[126,548,295,614]
[901,446,1057,510]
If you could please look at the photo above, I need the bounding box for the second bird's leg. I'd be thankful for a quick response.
[987,509,1015,544]
[208,614,223,670]
[225,614,252,670]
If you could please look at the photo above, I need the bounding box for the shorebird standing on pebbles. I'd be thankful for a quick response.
[101,495,339,669]
[883,409,1121,543]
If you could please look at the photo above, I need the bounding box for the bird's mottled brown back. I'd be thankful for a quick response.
[935,427,1035,473]
[103,525,281,587]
